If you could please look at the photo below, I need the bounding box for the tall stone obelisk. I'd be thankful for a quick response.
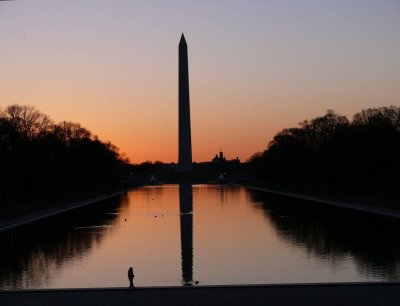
[178,33,193,172]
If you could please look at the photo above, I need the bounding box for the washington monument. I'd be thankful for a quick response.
[178,33,193,172]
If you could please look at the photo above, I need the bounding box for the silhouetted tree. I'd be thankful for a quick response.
[247,106,400,192]
[1,105,52,140]
[0,104,130,202]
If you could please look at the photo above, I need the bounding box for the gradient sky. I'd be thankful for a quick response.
[1,1,399,163]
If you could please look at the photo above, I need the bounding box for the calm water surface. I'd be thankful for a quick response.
[1,184,399,289]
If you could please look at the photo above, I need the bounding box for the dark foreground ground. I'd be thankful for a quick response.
[1,283,399,306]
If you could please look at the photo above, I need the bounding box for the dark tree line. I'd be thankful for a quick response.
[0,105,129,199]
[247,106,400,192]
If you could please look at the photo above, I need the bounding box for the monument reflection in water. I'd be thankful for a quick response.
[0,184,399,289]
[179,183,193,286]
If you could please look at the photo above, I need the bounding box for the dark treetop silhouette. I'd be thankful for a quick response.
[0,104,129,213]
[247,106,400,197]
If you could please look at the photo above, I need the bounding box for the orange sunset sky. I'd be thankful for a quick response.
[1,1,399,163]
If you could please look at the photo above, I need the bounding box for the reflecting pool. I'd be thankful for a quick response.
[0,184,399,289]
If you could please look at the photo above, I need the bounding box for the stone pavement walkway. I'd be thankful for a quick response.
[1,283,399,306]
[0,190,128,232]
[242,185,400,219]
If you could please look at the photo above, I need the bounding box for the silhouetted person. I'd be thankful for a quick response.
[128,267,135,289]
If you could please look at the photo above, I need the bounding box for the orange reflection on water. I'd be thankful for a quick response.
[1,184,399,289]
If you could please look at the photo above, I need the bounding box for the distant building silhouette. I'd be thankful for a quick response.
[178,34,193,172]
[212,151,226,165]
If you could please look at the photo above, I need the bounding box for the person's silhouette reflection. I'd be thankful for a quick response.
[128,267,135,289]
